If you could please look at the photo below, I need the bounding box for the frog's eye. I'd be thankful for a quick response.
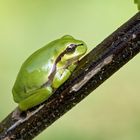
[66,44,76,53]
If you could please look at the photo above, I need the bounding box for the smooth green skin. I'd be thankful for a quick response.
[12,35,87,111]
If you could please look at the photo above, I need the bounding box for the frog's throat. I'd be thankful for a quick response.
[41,44,83,88]
[62,56,79,70]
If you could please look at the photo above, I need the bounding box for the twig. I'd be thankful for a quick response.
[0,12,140,140]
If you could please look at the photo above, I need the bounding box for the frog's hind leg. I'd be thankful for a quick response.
[19,87,52,111]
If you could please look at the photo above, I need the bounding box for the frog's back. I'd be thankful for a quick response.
[12,40,61,103]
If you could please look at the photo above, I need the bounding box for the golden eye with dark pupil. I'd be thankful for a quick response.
[66,44,76,53]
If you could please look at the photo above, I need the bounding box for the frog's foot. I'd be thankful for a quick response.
[19,87,52,111]
[52,69,71,88]
[12,107,22,120]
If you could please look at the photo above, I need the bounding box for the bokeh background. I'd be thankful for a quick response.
[0,0,139,140]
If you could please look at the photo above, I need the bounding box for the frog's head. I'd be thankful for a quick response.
[58,35,87,65]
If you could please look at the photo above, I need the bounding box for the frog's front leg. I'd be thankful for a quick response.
[19,87,52,111]
[52,68,71,89]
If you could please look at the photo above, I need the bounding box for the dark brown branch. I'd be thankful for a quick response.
[0,12,140,140]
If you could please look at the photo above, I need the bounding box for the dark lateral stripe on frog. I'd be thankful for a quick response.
[41,43,83,88]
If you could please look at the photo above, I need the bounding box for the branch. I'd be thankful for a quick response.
[0,12,140,140]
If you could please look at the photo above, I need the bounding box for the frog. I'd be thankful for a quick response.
[12,35,87,111]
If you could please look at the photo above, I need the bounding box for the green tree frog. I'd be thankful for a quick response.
[12,35,87,111]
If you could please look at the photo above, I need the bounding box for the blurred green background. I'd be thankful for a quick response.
[0,0,139,140]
